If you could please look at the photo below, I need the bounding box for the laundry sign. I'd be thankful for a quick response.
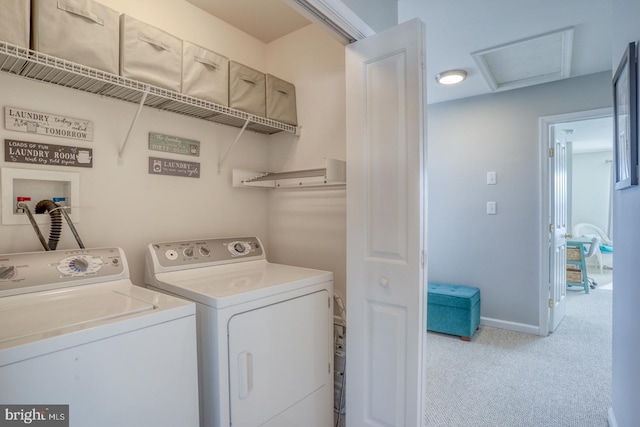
[149,132,200,157]
[149,157,200,178]
[4,107,94,142]
[5,139,93,168]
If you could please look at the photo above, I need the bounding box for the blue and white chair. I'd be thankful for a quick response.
[573,223,613,273]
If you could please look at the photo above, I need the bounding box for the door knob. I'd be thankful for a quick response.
[565,233,573,238]
[379,277,389,288]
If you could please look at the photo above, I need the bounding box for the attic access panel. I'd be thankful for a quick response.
[471,27,574,92]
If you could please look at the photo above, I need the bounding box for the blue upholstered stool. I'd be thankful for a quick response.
[427,282,481,341]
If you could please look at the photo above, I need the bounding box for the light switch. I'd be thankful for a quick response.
[487,201,497,215]
[487,171,497,185]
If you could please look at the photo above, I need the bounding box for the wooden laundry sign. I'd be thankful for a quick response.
[4,139,93,168]
[4,107,94,142]
[149,132,200,157]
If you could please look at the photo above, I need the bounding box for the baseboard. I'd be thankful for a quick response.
[480,317,541,335]
[607,408,617,427]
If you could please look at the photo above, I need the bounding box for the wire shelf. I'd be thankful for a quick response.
[0,41,298,135]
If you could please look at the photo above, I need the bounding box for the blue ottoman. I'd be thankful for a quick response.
[427,282,481,341]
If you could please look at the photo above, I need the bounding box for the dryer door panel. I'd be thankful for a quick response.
[228,289,331,425]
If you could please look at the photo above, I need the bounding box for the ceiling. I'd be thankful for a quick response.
[556,117,613,154]
[186,0,311,43]
[187,0,613,105]
[186,0,614,149]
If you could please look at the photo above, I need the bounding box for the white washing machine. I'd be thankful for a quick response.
[0,247,200,427]
[144,236,333,427]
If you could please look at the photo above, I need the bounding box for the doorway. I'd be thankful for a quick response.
[541,107,613,335]
[556,116,614,288]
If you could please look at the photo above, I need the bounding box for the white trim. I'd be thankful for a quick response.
[608,408,618,427]
[539,107,612,336]
[471,27,574,92]
[282,0,375,44]
[480,317,542,336]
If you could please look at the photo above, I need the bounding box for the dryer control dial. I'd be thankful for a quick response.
[228,241,252,256]
[57,255,103,276]
[183,247,194,258]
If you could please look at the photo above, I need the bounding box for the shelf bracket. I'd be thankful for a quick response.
[118,88,149,165]
[218,118,250,174]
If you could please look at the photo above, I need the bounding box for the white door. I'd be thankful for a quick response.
[549,126,568,332]
[345,18,427,427]
[227,290,331,426]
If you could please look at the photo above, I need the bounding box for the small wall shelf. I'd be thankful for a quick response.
[0,41,299,154]
[233,159,346,189]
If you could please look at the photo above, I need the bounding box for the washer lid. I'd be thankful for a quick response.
[0,286,154,344]
[152,260,332,308]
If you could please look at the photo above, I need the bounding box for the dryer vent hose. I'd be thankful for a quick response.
[35,199,62,250]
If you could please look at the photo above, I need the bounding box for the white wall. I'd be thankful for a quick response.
[265,25,348,299]
[610,1,640,425]
[427,71,611,330]
[0,0,344,290]
[571,150,612,233]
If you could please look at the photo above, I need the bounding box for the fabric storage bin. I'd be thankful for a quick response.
[266,74,298,125]
[120,14,182,92]
[229,61,266,117]
[31,0,119,74]
[427,282,481,341]
[0,0,30,48]
[182,41,229,105]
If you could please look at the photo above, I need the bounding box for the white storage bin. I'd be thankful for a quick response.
[229,61,266,117]
[266,74,298,126]
[0,0,29,48]
[182,41,228,105]
[31,0,119,74]
[120,14,182,92]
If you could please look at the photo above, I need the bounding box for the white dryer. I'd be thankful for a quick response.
[144,236,333,427]
[0,247,199,427]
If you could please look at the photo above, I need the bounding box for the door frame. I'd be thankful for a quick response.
[539,107,612,335]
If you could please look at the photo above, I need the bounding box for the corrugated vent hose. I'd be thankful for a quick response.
[35,199,63,250]
[19,199,85,251]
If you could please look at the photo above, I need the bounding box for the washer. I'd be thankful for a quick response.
[0,247,200,427]
[144,236,333,427]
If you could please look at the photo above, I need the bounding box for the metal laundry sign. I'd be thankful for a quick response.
[148,132,200,157]
[4,107,94,142]
[4,139,93,168]
[149,157,200,178]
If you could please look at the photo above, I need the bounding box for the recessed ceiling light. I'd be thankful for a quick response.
[435,69,467,85]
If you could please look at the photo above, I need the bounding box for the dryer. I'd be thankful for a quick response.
[0,247,199,427]
[144,236,333,427]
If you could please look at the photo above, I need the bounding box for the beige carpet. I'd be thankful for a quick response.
[425,287,612,426]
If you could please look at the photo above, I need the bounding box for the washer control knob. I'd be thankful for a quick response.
[56,255,103,276]
[199,246,211,257]
[234,243,245,254]
[0,266,17,281]
[71,258,89,272]
[183,247,194,258]
[165,249,179,261]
